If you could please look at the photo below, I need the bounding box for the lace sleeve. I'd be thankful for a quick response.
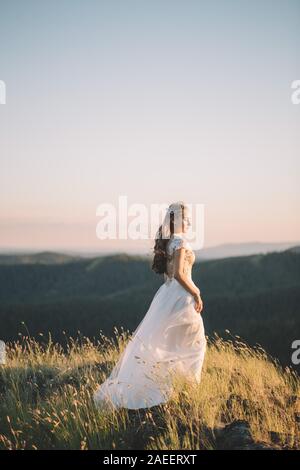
[172,238,188,252]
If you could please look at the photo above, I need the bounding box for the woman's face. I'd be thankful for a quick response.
[182,212,191,233]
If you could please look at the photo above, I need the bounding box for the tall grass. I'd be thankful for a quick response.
[0,330,299,450]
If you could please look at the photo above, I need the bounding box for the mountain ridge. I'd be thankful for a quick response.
[0,241,299,263]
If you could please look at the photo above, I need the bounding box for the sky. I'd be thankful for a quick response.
[0,0,299,255]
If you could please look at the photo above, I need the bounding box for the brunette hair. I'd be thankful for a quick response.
[152,203,185,274]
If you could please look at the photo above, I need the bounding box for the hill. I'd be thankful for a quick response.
[0,334,299,450]
[0,251,80,265]
[0,249,299,369]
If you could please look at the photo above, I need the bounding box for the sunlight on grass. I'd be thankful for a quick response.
[0,330,299,450]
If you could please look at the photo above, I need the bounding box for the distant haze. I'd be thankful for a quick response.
[195,241,300,260]
[0,241,299,262]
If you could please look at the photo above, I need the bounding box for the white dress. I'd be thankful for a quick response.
[94,233,207,410]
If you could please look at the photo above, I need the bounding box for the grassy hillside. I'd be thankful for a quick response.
[0,249,299,369]
[0,251,80,266]
[0,333,299,450]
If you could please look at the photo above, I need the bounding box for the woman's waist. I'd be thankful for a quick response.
[164,275,193,287]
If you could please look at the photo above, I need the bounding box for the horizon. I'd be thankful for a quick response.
[0,239,299,258]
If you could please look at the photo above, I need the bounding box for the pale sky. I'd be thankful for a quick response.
[0,0,299,254]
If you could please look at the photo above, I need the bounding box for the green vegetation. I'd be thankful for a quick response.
[0,250,299,368]
[0,333,299,450]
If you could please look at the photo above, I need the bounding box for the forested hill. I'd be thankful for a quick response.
[0,249,299,369]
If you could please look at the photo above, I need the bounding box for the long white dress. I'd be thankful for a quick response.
[94,233,207,410]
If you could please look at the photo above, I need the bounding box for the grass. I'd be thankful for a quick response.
[0,329,299,450]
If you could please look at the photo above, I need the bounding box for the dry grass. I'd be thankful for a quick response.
[0,329,299,450]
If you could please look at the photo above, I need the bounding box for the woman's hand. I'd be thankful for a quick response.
[193,293,203,314]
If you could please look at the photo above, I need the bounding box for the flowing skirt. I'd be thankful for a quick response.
[94,278,207,410]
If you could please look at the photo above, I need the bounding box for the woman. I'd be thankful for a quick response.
[94,201,206,410]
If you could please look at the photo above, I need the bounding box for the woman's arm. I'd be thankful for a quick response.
[173,248,203,313]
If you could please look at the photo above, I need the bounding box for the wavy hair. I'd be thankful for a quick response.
[152,202,185,274]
